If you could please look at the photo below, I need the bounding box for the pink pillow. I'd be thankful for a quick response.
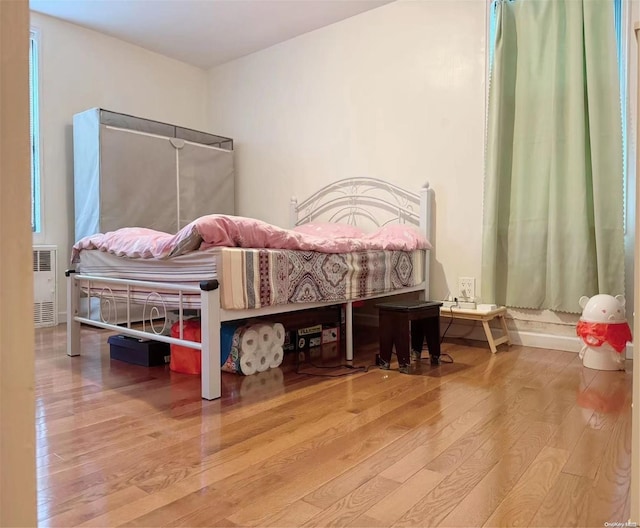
[293,222,365,238]
[364,224,432,251]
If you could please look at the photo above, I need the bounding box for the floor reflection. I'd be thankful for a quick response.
[239,367,285,400]
[576,369,628,415]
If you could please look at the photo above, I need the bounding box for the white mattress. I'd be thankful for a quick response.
[78,247,220,282]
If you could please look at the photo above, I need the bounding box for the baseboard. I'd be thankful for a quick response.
[442,323,583,352]
[508,330,582,353]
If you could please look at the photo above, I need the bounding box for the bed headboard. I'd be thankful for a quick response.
[290,177,432,238]
[290,177,433,300]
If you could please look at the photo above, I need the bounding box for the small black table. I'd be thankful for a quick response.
[377,300,443,372]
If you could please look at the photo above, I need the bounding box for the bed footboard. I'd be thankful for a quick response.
[65,270,222,400]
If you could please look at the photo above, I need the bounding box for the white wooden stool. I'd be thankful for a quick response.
[439,306,511,353]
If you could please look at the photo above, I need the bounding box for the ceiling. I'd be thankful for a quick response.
[29,0,394,69]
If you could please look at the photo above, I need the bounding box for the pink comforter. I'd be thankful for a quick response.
[71,215,431,261]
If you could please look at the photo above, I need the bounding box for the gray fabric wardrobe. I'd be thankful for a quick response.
[73,108,235,242]
[73,108,234,323]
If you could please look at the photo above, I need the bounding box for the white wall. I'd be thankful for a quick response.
[30,12,210,317]
[207,0,487,303]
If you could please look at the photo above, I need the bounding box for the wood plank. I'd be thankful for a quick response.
[259,500,323,528]
[536,383,633,527]
[379,401,489,483]
[440,421,555,527]
[529,472,591,527]
[357,469,444,526]
[582,374,633,526]
[547,403,594,451]
[561,370,626,480]
[30,325,632,528]
[391,412,532,527]
[425,386,544,475]
[301,476,399,528]
[122,489,234,528]
[40,487,148,528]
[300,382,490,510]
[349,513,388,527]
[561,422,611,479]
[483,446,570,527]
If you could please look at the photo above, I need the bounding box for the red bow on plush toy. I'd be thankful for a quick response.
[576,320,632,353]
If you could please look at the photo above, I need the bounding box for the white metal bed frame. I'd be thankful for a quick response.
[66,177,433,400]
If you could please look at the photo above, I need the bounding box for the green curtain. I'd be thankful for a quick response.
[482,0,625,313]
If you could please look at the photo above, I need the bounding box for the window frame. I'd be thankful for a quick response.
[30,26,44,241]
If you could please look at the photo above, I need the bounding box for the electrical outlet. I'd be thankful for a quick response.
[458,277,476,299]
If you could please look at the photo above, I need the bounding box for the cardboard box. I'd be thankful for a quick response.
[295,324,322,350]
[108,335,170,366]
[321,325,340,344]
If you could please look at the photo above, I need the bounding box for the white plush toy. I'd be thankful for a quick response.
[576,294,632,371]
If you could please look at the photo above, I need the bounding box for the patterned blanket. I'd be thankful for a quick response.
[219,248,424,310]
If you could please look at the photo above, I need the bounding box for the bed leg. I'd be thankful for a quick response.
[200,286,222,400]
[345,301,353,361]
[66,270,80,357]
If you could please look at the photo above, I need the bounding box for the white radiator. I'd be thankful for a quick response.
[33,245,57,327]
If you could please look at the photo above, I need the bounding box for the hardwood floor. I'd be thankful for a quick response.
[34,324,632,527]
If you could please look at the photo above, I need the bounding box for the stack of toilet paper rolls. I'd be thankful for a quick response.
[221,322,285,375]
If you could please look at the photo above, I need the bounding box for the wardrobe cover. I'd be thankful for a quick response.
[73,108,234,242]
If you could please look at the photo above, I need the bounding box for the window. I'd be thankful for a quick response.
[30,29,41,234]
